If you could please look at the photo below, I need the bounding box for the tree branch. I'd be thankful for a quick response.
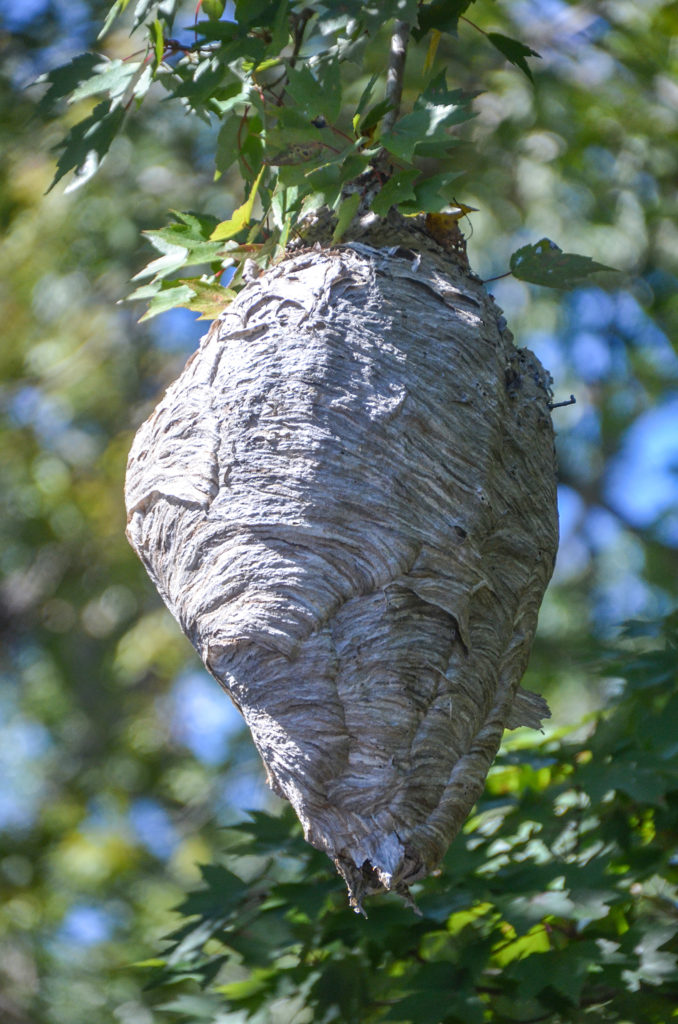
[289,7,313,68]
[382,20,410,134]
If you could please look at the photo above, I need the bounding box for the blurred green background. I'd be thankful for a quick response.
[1,2,677,1021]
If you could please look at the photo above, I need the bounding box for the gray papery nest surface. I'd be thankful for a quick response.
[125,226,558,913]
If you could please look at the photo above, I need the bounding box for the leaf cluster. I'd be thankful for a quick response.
[144,615,678,1024]
[39,1,611,320]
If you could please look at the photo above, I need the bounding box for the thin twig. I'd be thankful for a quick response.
[482,270,512,284]
[460,14,490,40]
[289,7,313,68]
[266,9,313,106]
[381,20,410,134]
[548,394,576,410]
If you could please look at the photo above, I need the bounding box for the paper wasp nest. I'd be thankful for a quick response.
[125,223,558,912]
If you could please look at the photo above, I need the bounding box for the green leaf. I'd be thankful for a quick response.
[285,63,341,122]
[210,165,266,240]
[371,169,420,217]
[506,942,601,1003]
[501,890,575,932]
[171,56,228,111]
[191,18,241,45]
[98,0,132,39]
[35,54,100,116]
[132,210,226,282]
[413,0,475,42]
[185,280,238,319]
[215,115,242,177]
[359,99,393,136]
[211,80,251,118]
[191,863,251,910]
[268,0,290,55]
[133,235,227,282]
[216,966,279,1014]
[307,955,373,1021]
[509,239,616,290]
[622,927,678,989]
[133,239,189,282]
[130,278,236,321]
[354,73,379,120]
[396,170,464,214]
[132,0,178,33]
[577,754,673,805]
[316,58,343,123]
[128,281,197,320]
[332,192,360,242]
[202,0,226,19]
[264,110,332,166]
[334,0,418,36]
[48,99,125,191]
[384,962,485,1024]
[380,73,474,162]
[68,58,142,105]
[270,184,291,231]
[225,808,304,856]
[487,32,541,82]
[284,64,325,119]
[167,209,222,238]
[157,992,228,1018]
[150,19,164,66]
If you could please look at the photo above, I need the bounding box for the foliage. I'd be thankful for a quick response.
[145,616,678,1023]
[510,239,614,290]
[2,1,678,1022]
[41,0,613,320]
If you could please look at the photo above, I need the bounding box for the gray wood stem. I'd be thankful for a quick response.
[382,20,410,134]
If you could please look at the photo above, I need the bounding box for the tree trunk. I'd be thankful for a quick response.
[125,214,559,912]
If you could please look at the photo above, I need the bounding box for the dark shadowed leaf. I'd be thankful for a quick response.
[371,169,420,216]
[384,961,485,1023]
[35,54,100,115]
[487,32,541,81]
[413,0,475,41]
[177,864,250,919]
[380,73,474,161]
[48,99,125,190]
[510,238,616,289]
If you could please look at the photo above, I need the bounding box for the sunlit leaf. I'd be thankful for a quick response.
[98,0,132,39]
[210,166,265,241]
[129,278,236,320]
[150,18,164,66]
[201,0,226,19]
[132,0,178,33]
[128,280,197,319]
[68,58,142,104]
